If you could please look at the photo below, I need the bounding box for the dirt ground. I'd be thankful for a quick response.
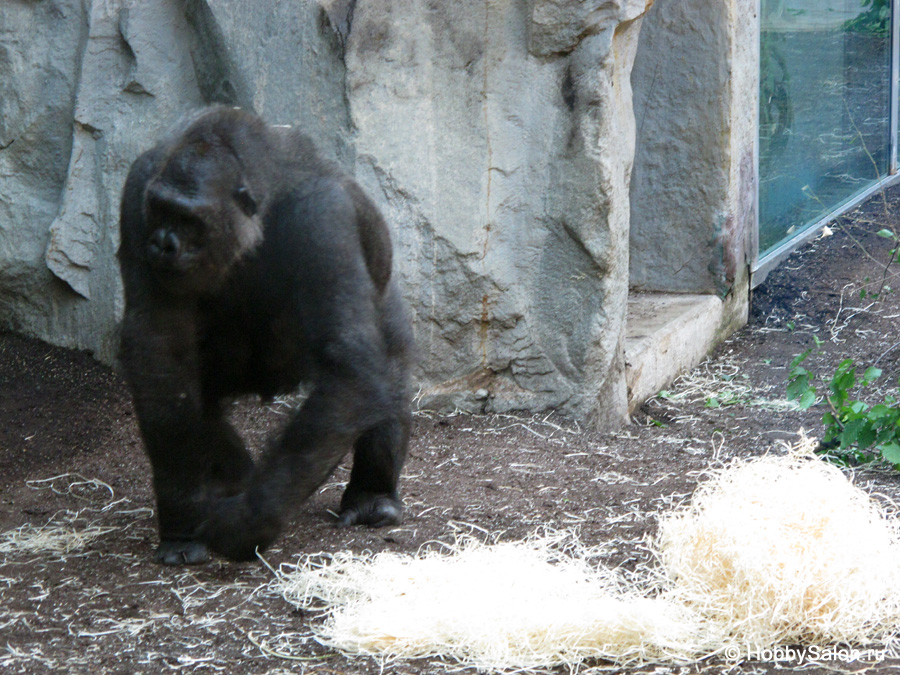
[4,186,900,675]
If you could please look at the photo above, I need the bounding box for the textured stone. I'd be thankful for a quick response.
[630,0,757,298]
[623,0,757,411]
[346,0,651,426]
[625,293,725,411]
[0,0,657,429]
[0,0,87,341]
[1,0,205,358]
[1,0,350,361]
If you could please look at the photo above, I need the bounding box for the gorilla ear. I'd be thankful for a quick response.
[233,185,258,217]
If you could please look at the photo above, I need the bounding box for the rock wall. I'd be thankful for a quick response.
[0,0,351,361]
[0,0,653,428]
[348,0,650,425]
[630,0,758,302]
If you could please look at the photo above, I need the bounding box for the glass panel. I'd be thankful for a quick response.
[759,0,892,257]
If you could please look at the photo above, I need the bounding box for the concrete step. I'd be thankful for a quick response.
[625,292,724,413]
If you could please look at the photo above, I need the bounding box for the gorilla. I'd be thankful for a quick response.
[117,106,413,565]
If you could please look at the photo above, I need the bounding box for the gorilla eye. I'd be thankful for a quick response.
[233,185,257,217]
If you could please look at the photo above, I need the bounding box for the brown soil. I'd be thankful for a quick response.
[4,186,900,674]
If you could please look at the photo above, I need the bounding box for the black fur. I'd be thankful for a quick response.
[118,107,413,564]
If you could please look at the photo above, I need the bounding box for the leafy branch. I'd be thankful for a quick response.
[787,350,900,467]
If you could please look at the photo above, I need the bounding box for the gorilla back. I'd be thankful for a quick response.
[118,107,413,564]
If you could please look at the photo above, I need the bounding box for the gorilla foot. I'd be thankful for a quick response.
[337,494,402,528]
[155,539,210,565]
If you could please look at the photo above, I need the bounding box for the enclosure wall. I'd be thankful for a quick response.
[630,0,758,304]
[0,0,655,429]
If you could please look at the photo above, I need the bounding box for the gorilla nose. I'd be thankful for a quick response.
[148,229,181,260]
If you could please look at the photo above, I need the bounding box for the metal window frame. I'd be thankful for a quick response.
[751,0,900,289]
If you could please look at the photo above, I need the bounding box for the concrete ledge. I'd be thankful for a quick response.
[625,292,724,413]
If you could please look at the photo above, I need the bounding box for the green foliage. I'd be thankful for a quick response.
[787,351,900,468]
[786,350,818,410]
[844,0,890,35]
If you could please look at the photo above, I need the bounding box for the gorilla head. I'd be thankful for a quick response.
[141,129,265,295]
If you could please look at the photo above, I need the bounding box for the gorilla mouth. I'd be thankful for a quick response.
[147,228,201,271]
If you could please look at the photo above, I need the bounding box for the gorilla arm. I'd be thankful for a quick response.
[120,295,256,564]
[195,183,403,561]
[117,147,255,563]
[197,332,398,561]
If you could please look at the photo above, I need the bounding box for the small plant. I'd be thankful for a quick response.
[705,390,745,408]
[787,351,900,467]
[786,349,818,410]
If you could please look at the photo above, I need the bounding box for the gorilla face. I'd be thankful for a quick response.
[143,141,262,296]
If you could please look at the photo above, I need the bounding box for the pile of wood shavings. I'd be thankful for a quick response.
[269,441,900,670]
[657,447,900,649]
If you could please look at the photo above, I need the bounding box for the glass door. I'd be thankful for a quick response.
[758,0,893,260]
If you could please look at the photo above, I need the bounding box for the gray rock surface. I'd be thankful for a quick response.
[0,0,654,429]
[630,0,757,298]
[2,0,205,359]
[0,0,88,347]
[347,0,651,426]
